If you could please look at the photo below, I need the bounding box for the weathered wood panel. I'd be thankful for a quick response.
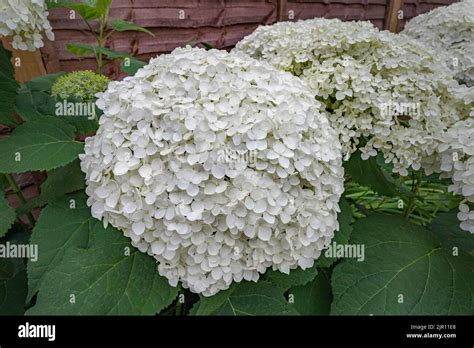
[42,0,458,77]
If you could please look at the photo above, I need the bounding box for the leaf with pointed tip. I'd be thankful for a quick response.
[0,116,83,173]
[108,20,154,36]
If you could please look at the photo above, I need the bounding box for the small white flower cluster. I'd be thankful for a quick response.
[402,0,474,87]
[0,0,54,51]
[234,18,471,176]
[80,47,344,296]
[435,118,474,233]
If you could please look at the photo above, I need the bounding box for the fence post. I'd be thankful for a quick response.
[276,0,288,22]
[384,0,405,32]
[1,37,47,83]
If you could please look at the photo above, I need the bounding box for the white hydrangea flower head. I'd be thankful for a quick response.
[234,18,471,176]
[80,47,345,296]
[436,117,474,233]
[402,0,474,87]
[0,0,54,51]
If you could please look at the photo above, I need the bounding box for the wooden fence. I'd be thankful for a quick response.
[36,0,457,78]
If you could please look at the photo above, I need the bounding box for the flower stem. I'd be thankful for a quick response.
[404,171,423,218]
[96,7,110,74]
[5,173,35,227]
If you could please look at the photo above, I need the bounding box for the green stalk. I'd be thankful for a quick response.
[404,171,423,218]
[5,173,35,227]
[96,6,111,74]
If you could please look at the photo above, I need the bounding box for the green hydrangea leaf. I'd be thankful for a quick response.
[430,210,474,255]
[189,284,237,316]
[64,2,101,20]
[15,72,65,121]
[0,195,15,238]
[67,43,127,59]
[15,72,98,135]
[120,57,146,76]
[0,116,83,173]
[191,281,298,315]
[331,213,474,315]
[0,258,27,315]
[264,266,318,292]
[16,159,85,216]
[27,195,178,315]
[66,43,146,76]
[0,227,29,315]
[288,270,332,315]
[344,150,402,197]
[27,192,93,301]
[108,20,154,36]
[0,43,19,127]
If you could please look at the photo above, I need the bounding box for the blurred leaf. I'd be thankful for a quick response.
[120,56,146,75]
[0,43,19,127]
[67,43,146,75]
[64,1,101,20]
[94,0,112,16]
[0,195,15,238]
[66,43,101,57]
[108,20,154,36]
[0,226,29,315]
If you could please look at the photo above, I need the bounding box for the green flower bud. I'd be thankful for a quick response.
[52,70,110,102]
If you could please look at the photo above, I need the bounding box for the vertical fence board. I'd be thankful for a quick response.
[1,37,47,83]
[384,0,405,32]
[277,0,288,21]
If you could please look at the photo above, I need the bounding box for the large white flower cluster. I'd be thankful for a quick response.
[234,18,471,176]
[0,0,54,51]
[80,47,344,296]
[436,118,474,233]
[402,0,474,87]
